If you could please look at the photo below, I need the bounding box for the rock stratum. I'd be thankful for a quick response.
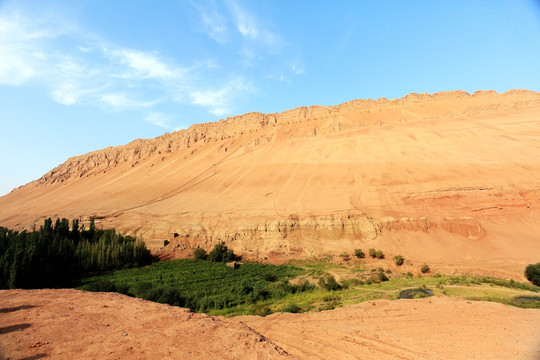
[1,89,539,275]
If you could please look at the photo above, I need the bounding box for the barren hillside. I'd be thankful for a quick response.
[1,289,538,360]
[1,90,539,275]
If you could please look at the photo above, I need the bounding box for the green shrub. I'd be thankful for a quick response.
[282,303,301,313]
[377,272,389,282]
[133,282,155,298]
[393,255,405,266]
[84,280,118,293]
[318,275,342,291]
[420,264,430,273]
[262,271,278,282]
[256,306,272,317]
[368,248,377,258]
[207,243,236,262]
[525,263,540,286]
[193,247,208,260]
[354,249,365,258]
[375,250,385,259]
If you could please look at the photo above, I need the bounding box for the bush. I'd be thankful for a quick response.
[262,271,277,282]
[525,263,540,286]
[375,250,385,259]
[354,249,365,258]
[420,264,430,273]
[207,243,236,262]
[193,247,208,260]
[85,280,118,293]
[368,248,377,258]
[282,303,301,313]
[377,272,389,282]
[393,255,405,266]
[318,275,342,291]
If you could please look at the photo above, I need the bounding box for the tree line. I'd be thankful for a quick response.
[0,218,153,289]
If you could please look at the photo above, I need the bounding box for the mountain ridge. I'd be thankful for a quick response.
[28,89,539,188]
[2,89,539,276]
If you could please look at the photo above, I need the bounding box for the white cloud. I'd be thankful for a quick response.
[290,59,305,75]
[0,18,41,85]
[188,78,253,117]
[110,49,184,80]
[0,49,36,85]
[229,1,259,39]
[197,2,229,43]
[145,113,174,129]
[0,1,299,124]
[101,92,160,110]
[52,83,80,105]
[227,1,281,50]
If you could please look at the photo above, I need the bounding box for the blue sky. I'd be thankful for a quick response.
[1,0,539,196]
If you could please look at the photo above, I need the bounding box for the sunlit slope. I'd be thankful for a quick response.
[1,90,539,270]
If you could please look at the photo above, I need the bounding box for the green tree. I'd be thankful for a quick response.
[193,247,208,260]
[525,263,540,286]
[207,243,236,262]
[354,249,365,258]
[393,255,405,266]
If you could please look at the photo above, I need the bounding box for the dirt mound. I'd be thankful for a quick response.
[1,89,539,276]
[0,289,290,360]
[236,297,540,360]
[1,289,538,360]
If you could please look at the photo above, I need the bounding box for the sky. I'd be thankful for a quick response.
[0,0,539,196]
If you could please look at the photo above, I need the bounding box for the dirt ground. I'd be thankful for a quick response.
[1,289,538,360]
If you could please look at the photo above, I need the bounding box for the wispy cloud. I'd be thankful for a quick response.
[145,112,175,130]
[101,92,161,111]
[109,49,185,80]
[189,78,254,117]
[228,1,259,39]
[227,1,281,50]
[196,1,229,43]
[0,15,46,85]
[1,0,303,126]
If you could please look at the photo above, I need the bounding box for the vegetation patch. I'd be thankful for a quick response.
[0,218,152,289]
[78,259,309,313]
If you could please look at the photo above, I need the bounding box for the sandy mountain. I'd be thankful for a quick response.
[1,89,539,276]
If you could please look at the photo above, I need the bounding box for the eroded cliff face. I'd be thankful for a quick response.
[2,89,540,265]
[33,89,540,187]
[153,213,486,260]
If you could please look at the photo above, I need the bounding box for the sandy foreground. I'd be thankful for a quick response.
[0,289,538,360]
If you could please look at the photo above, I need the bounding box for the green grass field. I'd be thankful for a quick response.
[77,259,540,316]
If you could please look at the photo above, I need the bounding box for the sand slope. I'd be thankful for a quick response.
[1,89,539,275]
[0,289,290,360]
[1,289,538,360]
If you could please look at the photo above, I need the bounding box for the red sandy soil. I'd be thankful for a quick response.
[0,289,289,360]
[1,89,539,277]
[1,289,538,360]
